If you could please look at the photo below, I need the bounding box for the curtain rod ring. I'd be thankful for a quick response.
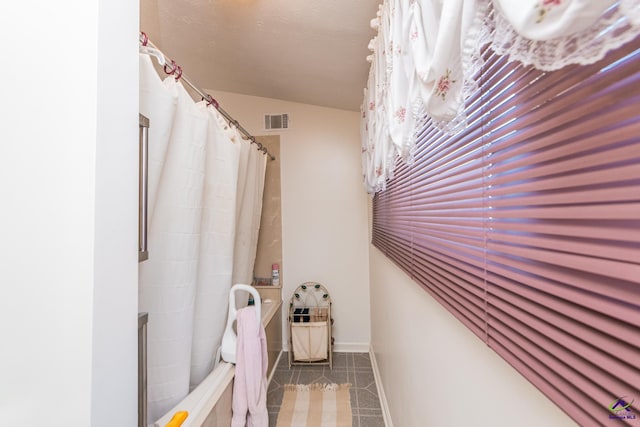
[163,59,177,76]
[205,95,219,109]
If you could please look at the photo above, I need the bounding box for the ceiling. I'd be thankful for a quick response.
[140,0,380,111]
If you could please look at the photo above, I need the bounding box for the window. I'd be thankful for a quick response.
[372,38,640,425]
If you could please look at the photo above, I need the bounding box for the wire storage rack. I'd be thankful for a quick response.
[288,282,333,368]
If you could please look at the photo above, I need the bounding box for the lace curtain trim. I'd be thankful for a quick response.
[490,1,640,71]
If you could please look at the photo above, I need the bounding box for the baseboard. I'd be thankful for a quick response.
[369,346,394,427]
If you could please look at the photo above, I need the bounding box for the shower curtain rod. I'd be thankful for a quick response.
[140,32,276,161]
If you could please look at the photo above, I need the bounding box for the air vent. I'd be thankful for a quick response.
[264,113,289,130]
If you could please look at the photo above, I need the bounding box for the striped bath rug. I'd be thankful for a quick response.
[276,383,352,427]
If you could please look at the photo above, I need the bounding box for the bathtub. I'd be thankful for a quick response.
[152,296,282,427]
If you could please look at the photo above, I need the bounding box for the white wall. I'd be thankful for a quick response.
[92,0,140,426]
[370,247,578,427]
[207,91,371,351]
[0,1,139,426]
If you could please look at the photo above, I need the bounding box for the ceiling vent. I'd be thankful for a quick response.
[264,113,289,130]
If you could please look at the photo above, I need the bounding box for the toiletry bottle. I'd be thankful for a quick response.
[272,263,280,286]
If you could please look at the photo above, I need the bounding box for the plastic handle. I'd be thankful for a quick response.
[229,284,261,323]
[220,284,262,364]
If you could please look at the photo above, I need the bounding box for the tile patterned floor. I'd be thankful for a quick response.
[267,352,385,427]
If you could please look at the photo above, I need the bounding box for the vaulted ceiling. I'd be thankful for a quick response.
[140,0,380,111]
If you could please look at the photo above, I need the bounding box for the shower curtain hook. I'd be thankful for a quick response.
[140,31,148,46]
[163,59,177,76]
[206,95,219,109]
[163,60,182,80]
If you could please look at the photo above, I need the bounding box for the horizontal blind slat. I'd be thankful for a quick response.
[486,241,640,282]
[488,204,640,220]
[487,231,640,263]
[488,220,640,243]
[488,287,640,377]
[489,310,639,407]
[487,255,640,318]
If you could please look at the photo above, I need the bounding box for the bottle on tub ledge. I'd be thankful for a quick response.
[271,263,280,286]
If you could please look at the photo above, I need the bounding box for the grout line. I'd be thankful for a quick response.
[352,354,361,415]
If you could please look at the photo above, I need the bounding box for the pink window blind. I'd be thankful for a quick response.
[372,38,640,425]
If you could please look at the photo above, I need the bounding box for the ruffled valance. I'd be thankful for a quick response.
[491,0,640,70]
[361,0,640,194]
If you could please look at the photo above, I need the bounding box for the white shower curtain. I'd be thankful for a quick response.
[189,103,242,388]
[232,140,268,288]
[138,52,268,423]
[139,73,208,421]
[139,54,176,219]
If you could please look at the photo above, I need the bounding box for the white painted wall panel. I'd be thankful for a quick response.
[0,1,139,426]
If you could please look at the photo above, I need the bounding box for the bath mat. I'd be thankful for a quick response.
[276,383,352,427]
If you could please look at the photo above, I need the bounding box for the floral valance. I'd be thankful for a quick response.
[361,0,640,194]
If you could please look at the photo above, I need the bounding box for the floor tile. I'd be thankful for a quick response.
[354,371,376,390]
[267,352,384,426]
[323,367,350,384]
[270,366,295,386]
[349,387,358,410]
[353,353,371,369]
[267,385,285,408]
[276,354,290,369]
[296,368,326,384]
[331,352,349,370]
[356,388,381,409]
[358,415,385,426]
[268,411,278,427]
[355,408,383,417]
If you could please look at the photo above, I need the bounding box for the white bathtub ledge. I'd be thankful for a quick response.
[153,362,235,427]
